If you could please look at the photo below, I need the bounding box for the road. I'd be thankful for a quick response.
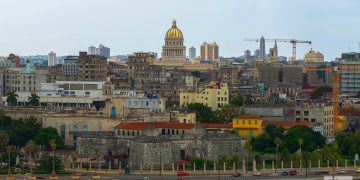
[1,173,359,180]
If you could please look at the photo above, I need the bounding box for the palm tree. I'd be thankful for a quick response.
[274,137,282,173]
[6,145,13,178]
[298,138,304,172]
[93,148,101,175]
[25,140,36,177]
[6,90,18,106]
[71,152,78,176]
[28,93,40,106]
[49,139,57,177]
[0,130,9,153]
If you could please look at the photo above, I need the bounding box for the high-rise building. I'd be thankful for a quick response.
[88,46,99,55]
[339,52,360,96]
[189,47,196,59]
[244,50,251,57]
[78,52,107,81]
[98,44,110,58]
[254,49,260,57]
[259,36,266,61]
[200,42,219,61]
[48,51,57,66]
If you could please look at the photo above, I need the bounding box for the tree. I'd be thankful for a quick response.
[281,148,290,162]
[231,94,253,107]
[187,103,214,123]
[264,125,285,138]
[28,93,40,106]
[25,140,37,176]
[6,145,13,177]
[6,90,18,106]
[214,104,239,123]
[0,109,5,128]
[71,152,78,176]
[49,139,57,177]
[281,125,325,153]
[34,127,63,148]
[5,117,41,147]
[274,137,281,172]
[36,154,65,174]
[0,131,9,153]
[298,138,303,172]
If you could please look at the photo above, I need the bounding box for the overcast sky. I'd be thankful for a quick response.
[0,0,359,60]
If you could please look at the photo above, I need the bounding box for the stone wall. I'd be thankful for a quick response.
[76,128,244,169]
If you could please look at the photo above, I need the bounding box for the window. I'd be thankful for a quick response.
[236,120,239,124]
[248,120,251,125]
[255,120,257,125]
[182,130,185,134]
[304,118,309,121]
[162,129,165,135]
[295,111,300,116]
[172,129,174,134]
[304,111,309,116]
[242,120,245,125]
[296,118,300,121]
[311,118,316,122]
[249,130,254,137]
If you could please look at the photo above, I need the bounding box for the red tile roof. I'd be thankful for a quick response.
[262,120,313,129]
[234,115,261,119]
[115,122,232,131]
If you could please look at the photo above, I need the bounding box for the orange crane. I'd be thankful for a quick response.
[244,38,312,63]
[303,67,345,133]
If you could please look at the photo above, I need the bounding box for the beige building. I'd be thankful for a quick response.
[4,68,47,94]
[158,19,189,67]
[42,115,122,146]
[268,42,278,64]
[200,42,219,61]
[295,102,334,139]
[78,52,107,81]
[304,49,324,62]
[180,81,229,111]
[170,111,196,123]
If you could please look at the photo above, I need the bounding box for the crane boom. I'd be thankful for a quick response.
[244,38,312,63]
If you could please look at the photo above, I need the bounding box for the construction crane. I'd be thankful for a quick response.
[303,67,345,134]
[244,38,312,63]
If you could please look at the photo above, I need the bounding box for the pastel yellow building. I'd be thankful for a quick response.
[232,115,262,139]
[180,81,229,111]
[304,49,324,62]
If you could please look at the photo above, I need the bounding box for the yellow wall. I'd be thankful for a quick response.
[178,112,196,123]
[180,82,229,111]
[232,117,262,139]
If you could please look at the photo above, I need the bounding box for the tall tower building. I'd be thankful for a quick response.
[244,50,251,57]
[200,42,219,61]
[189,47,196,59]
[98,44,110,58]
[259,36,266,61]
[158,19,188,66]
[88,46,99,55]
[78,52,107,81]
[268,41,278,64]
[254,49,260,57]
[48,51,57,66]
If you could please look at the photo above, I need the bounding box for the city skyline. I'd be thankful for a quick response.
[0,0,360,60]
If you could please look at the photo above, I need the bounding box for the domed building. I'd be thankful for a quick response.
[157,19,188,66]
[304,48,324,62]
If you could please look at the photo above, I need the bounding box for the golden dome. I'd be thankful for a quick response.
[166,19,183,39]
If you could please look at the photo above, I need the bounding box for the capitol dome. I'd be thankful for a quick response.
[165,19,183,39]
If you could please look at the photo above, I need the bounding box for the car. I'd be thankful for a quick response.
[233,173,241,177]
[356,168,360,173]
[143,177,150,180]
[177,171,188,176]
[339,169,346,174]
[253,171,261,176]
[315,170,321,175]
[281,171,289,176]
[289,169,297,175]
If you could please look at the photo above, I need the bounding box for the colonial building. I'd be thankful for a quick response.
[157,19,189,67]
[76,122,242,169]
[180,81,229,111]
[304,49,324,62]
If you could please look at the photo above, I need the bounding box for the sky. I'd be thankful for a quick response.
[0,0,359,60]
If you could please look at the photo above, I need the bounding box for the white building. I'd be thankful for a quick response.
[48,51,57,66]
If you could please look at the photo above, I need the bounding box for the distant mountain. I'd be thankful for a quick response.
[112,55,128,61]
